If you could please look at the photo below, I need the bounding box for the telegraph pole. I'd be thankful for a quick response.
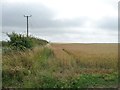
[24,15,32,37]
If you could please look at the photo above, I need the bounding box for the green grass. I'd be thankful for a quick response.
[23,72,118,88]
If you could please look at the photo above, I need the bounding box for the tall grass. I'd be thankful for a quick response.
[2,42,118,88]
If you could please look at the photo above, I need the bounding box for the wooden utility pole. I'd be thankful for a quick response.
[24,15,32,37]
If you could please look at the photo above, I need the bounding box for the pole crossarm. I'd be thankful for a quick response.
[24,15,32,17]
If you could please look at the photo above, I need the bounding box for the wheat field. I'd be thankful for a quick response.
[50,43,118,73]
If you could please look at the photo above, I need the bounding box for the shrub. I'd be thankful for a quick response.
[6,32,48,51]
[7,32,33,50]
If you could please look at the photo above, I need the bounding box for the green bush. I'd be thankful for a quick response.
[6,32,48,51]
[7,32,33,50]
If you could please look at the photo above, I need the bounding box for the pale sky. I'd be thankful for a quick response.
[2,0,118,43]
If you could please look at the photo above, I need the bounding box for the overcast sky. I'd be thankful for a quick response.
[2,0,118,43]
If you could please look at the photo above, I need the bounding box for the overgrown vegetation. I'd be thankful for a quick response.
[2,32,48,53]
[2,46,118,88]
[2,33,118,88]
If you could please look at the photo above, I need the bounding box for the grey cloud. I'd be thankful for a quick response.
[2,1,118,43]
[2,2,85,29]
[31,18,85,29]
[0,2,2,27]
[2,27,81,37]
[96,17,117,30]
[3,27,116,43]
[2,3,54,28]
[118,3,120,29]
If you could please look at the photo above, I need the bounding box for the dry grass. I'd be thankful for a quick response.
[50,43,118,71]
[2,46,44,78]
